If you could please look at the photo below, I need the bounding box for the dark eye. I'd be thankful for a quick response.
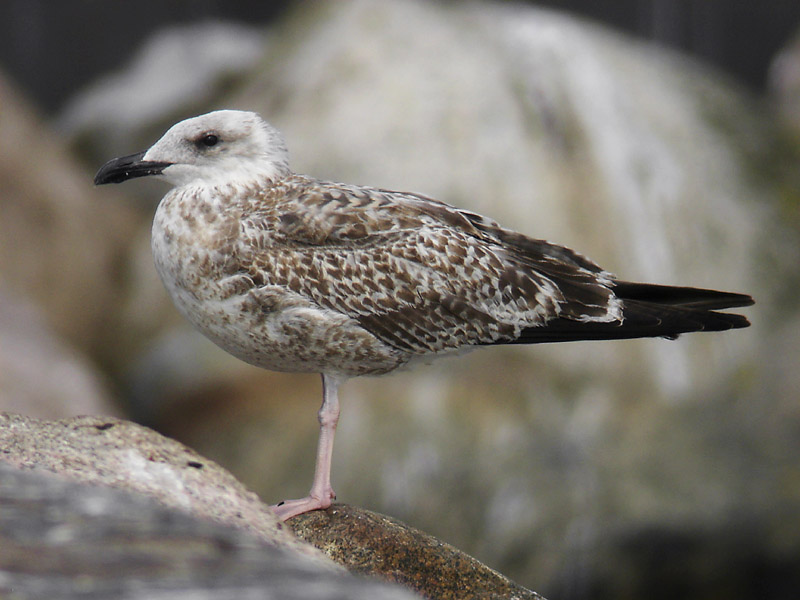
[199,133,219,148]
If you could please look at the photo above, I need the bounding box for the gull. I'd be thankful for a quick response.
[95,109,753,520]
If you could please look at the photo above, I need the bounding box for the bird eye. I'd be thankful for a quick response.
[199,133,219,148]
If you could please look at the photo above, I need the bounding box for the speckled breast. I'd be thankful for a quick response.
[150,186,405,377]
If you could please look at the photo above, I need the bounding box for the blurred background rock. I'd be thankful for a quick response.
[1,1,799,599]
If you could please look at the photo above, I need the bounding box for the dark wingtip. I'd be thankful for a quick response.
[612,282,754,310]
[713,311,751,330]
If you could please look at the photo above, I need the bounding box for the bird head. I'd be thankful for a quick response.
[94,110,290,187]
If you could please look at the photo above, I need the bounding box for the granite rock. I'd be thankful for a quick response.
[0,462,417,600]
[289,503,544,600]
[0,412,318,563]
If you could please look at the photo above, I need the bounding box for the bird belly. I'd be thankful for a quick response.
[194,285,405,376]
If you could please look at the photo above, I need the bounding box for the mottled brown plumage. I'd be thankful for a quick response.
[95,110,753,520]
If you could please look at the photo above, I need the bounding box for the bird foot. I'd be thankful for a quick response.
[270,490,335,521]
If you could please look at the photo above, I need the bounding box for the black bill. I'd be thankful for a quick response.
[93,151,173,185]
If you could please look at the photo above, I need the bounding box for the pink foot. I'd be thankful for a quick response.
[271,489,335,521]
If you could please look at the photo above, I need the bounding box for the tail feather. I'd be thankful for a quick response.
[611,281,754,310]
[502,282,753,345]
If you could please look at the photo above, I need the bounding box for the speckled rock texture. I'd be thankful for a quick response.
[0,462,418,600]
[288,504,545,600]
[0,412,321,564]
[0,413,549,599]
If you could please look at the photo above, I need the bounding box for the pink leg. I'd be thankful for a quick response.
[271,373,343,521]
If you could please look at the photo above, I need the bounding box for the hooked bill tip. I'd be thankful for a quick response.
[94,151,172,185]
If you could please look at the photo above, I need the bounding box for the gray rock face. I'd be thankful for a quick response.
[0,462,418,600]
[0,413,317,561]
[1,414,552,599]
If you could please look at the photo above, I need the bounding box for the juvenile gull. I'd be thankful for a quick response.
[95,110,753,520]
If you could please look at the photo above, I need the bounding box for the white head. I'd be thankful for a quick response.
[94,110,290,187]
